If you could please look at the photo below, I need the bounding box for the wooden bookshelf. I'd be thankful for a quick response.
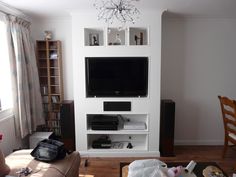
[36,40,63,136]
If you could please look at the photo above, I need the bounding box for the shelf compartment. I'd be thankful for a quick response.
[50,69,59,76]
[129,27,148,45]
[84,28,104,46]
[39,78,48,86]
[50,77,60,85]
[39,68,48,76]
[107,28,126,46]
[87,114,148,131]
[51,87,60,94]
[37,52,47,59]
[49,60,59,67]
[37,41,46,49]
[87,134,148,151]
[48,41,58,50]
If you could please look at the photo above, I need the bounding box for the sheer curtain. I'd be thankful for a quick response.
[4,13,45,138]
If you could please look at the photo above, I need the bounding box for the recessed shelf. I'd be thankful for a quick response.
[84,27,148,47]
[84,28,104,46]
[129,27,148,45]
[107,28,126,46]
[87,134,148,151]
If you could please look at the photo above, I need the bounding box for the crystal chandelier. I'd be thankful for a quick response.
[93,0,140,25]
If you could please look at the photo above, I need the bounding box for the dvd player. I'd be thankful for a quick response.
[92,136,112,149]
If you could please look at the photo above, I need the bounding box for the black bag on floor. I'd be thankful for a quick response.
[30,139,66,162]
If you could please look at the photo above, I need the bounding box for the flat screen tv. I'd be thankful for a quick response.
[85,57,148,97]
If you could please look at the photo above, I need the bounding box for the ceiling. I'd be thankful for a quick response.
[1,0,236,19]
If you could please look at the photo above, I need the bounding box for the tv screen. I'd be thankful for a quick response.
[85,57,148,97]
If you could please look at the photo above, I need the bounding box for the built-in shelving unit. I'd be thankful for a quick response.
[73,11,162,156]
[84,27,148,46]
[36,40,63,136]
[78,26,154,156]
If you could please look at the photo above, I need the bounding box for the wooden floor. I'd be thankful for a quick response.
[79,146,236,177]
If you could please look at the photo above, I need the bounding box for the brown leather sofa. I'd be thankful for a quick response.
[5,149,80,177]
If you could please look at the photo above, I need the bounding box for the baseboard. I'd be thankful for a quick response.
[174,139,224,145]
[79,150,160,157]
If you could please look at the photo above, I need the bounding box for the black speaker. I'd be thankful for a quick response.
[103,101,131,111]
[160,99,175,157]
[60,100,75,151]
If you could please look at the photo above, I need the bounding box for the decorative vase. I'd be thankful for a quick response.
[44,30,52,40]
[113,33,122,45]
[0,148,10,177]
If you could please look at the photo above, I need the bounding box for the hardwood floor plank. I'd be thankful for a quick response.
[79,146,236,177]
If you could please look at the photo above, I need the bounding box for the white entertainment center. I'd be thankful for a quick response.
[71,10,164,157]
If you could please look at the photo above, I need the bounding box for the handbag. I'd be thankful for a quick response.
[30,139,67,162]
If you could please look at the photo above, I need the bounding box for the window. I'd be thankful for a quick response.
[0,17,13,112]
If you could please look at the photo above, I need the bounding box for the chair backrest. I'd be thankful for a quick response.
[218,96,236,143]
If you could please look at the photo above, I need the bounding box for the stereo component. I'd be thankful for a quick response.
[60,100,75,151]
[160,99,175,157]
[103,101,131,111]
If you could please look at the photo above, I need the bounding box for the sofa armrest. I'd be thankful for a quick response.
[6,149,80,177]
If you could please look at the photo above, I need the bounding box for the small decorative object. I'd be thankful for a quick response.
[89,33,99,46]
[167,166,182,177]
[113,34,122,45]
[93,0,140,26]
[0,134,10,177]
[134,32,143,45]
[184,160,196,174]
[44,30,52,40]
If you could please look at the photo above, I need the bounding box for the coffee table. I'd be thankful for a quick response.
[120,161,228,177]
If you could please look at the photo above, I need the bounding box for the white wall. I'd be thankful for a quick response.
[31,17,73,100]
[0,115,23,155]
[161,17,236,145]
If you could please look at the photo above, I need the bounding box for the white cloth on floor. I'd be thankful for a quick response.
[128,159,168,177]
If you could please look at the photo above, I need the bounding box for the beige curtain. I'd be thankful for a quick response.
[5,14,45,138]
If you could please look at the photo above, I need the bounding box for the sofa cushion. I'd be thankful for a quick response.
[0,148,10,177]
[5,149,80,177]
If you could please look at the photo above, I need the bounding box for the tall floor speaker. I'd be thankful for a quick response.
[160,99,175,157]
[60,100,75,151]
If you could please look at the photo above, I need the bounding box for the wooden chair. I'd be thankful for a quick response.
[218,95,236,158]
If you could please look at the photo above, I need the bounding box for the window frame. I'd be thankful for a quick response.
[0,108,13,121]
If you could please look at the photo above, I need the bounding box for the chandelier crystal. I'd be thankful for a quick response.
[93,0,140,25]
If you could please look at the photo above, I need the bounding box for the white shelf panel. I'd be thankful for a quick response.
[87,129,149,134]
[88,141,146,151]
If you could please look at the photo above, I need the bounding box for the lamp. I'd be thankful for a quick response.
[93,0,140,26]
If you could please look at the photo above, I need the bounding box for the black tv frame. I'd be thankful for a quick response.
[85,57,148,97]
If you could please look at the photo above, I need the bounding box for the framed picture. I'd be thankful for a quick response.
[89,33,99,46]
